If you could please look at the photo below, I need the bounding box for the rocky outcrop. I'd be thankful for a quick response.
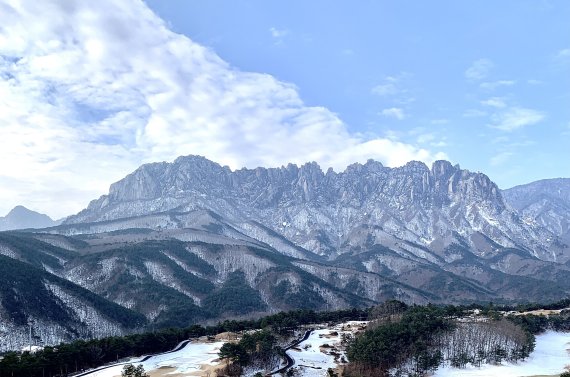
[65,156,568,262]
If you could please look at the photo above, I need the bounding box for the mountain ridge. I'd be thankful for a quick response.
[0,205,60,231]
[503,178,570,240]
[64,155,568,263]
[2,156,570,350]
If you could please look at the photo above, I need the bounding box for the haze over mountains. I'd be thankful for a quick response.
[0,206,60,231]
[503,178,570,240]
[0,155,569,351]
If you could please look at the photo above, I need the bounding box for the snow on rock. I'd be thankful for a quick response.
[193,245,275,285]
[0,244,19,259]
[432,331,570,377]
[44,282,123,338]
[142,260,202,303]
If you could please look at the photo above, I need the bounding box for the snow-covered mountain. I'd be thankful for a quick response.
[66,156,568,263]
[3,156,569,351]
[0,233,145,352]
[0,205,60,231]
[503,178,570,241]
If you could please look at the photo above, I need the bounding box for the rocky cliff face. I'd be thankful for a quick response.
[503,178,570,241]
[65,156,568,263]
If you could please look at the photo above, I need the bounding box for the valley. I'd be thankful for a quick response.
[3,1,568,375]
[0,156,569,351]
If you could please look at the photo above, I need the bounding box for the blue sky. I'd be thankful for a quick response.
[148,0,570,187]
[0,0,569,217]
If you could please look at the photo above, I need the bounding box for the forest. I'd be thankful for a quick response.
[344,300,570,376]
[0,308,367,377]
[0,300,568,377]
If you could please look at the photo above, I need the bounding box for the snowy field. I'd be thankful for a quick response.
[86,340,225,377]
[291,321,367,377]
[433,331,570,377]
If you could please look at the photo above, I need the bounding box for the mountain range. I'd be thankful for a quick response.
[0,155,569,351]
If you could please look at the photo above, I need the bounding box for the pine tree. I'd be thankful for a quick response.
[121,364,149,377]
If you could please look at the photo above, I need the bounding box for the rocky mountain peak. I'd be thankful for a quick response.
[431,160,459,179]
[503,178,570,239]
[63,155,567,263]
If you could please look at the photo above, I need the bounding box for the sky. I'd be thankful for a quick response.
[0,0,569,219]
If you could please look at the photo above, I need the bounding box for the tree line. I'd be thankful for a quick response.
[0,307,367,377]
[343,300,570,376]
[2,299,568,377]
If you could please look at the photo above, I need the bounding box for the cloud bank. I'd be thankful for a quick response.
[0,0,445,217]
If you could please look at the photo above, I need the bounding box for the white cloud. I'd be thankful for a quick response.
[555,48,570,65]
[479,80,515,90]
[371,74,409,96]
[465,58,493,81]
[416,133,435,144]
[481,97,507,108]
[490,107,545,131]
[381,107,406,120]
[269,27,289,39]
[0,0,444,218]
[371,82,398,96]
[414,131,447,147]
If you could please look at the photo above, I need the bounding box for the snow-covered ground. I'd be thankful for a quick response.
[86,340,225,377]
[433,331,570,377]
[290,321,367,377]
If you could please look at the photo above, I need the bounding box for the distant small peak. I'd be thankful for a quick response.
[7,205,33,216]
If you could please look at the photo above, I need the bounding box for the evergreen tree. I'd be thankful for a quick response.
[121,364,149,377]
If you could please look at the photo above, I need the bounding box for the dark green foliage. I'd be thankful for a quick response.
[0,255,145,328]
[121,364,149,377]
[0,256,73,326]
[506,311,570,334]
[153,303,208,328]
[369,299,408,320]
[0,232,78,270]
[512,298,570,313]
[270,280,324,310]
[345,277,365,296]
[219,330,278,367]
[75,240,216,328]
[202,271,266,316]
[219,342,250,365]
[346,305,454,374]
[80,240,216,279]
[0,307,367,377]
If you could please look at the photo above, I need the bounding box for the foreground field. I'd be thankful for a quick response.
[432,331,570,377]
[87,340,225,377]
